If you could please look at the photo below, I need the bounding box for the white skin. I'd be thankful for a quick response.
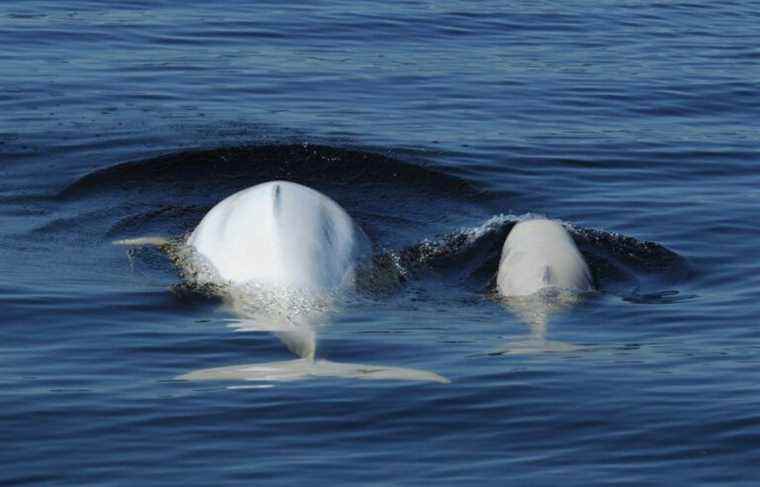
[497,218,593,297]
[189,180,371,292]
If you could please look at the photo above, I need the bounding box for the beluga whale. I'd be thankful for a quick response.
[120,180,448,383]
[494,218,594,354]
[497,218,593,297]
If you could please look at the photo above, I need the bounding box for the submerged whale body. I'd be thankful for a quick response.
[176,180,447,383]
[497,218,593,297]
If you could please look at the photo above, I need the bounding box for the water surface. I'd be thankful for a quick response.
[2,1,760,485]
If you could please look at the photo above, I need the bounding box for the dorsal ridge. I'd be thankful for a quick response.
[272,183,282,216]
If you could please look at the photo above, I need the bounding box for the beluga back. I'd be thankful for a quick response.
[497,218,593,297]
[188,180,371,293]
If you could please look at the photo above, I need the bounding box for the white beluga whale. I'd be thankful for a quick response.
[119,180,448,383]
[497,218,593,297]
[494,218,594,355]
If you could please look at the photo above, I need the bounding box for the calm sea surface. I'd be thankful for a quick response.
[2,1,760,485]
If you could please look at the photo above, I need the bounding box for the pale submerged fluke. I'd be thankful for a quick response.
[175,181,446,383]
[178,358,450,384]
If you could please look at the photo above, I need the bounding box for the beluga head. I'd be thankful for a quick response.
[494,218,594,354]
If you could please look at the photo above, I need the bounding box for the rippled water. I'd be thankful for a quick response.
[3,1,760,485]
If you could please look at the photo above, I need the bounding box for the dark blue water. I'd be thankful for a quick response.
[3,1,760,485]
